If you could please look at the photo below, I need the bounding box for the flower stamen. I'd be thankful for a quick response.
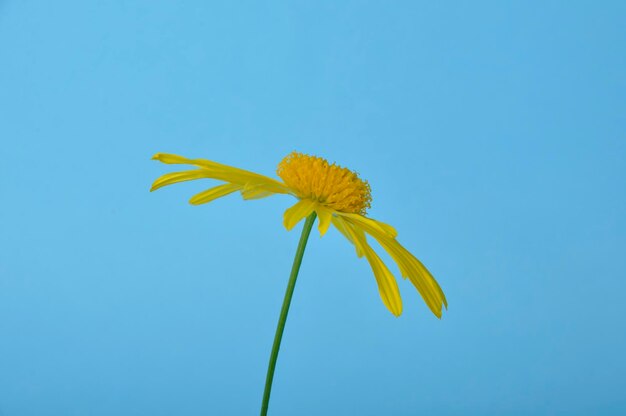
[277,152,372,215]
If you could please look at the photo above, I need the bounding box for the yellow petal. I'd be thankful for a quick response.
[283,199,317,231]
[334,217,402,316]
[152,153,194,165]
[153,153,291,194]
[189,183,242,205]
[369,218,398,238]
[241,182,284,200]
[315,206,333,236]
[150,170,213,191]
[343,215,447,318]
[337,212,398,238]
[331,217,364,257]
[152,153,232,170]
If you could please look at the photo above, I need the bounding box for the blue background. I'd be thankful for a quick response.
[1,1,625,415]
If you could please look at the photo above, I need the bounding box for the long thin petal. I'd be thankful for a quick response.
[240,182,284,200]
[331,216,364,257]
[150,170,214,191]
[283,199,317,230]
[189,183,242,205]
[369,218,398,238]
[334,217,402,316]
[337,212,398,238]
[153,153,240,170]
[315,206,333,236]
[153,153,291,194]
[152,153,195,165]
[342,214,447,318]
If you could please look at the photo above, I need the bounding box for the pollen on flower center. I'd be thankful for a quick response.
[277,151,372,215]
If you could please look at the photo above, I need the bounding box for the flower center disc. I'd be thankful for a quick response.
[277,152,372,214]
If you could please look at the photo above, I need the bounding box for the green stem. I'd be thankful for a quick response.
[260,212,317,416]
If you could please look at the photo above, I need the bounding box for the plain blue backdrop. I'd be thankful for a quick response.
[1,1,625,415]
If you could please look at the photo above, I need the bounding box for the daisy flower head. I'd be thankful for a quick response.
[151,151,447,318]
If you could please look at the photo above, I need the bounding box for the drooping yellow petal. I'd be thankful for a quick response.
[315,206,333,236]
[334,217,402,316]
[150,169,214,191]
[283,199,317,231]
[331,217,364,257]
[338,212,398,238]
[368,218,398,238]
[342,214,447,318]
[189,183,242,205]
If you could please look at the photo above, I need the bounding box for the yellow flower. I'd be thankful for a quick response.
[151,151,447,318]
